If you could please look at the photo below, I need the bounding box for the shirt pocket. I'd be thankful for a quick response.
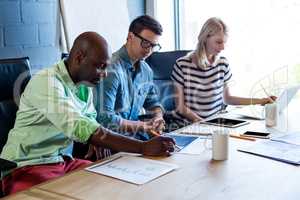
[139,83,151,96]
[135,84,150,109]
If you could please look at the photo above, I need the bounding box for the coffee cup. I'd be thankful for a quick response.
[265,103,278,127]
[211,129,229,160]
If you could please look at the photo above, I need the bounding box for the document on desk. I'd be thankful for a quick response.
[85,155,178,185]
[178,123,213,135]
[271,133,300,146]
[238,140,300,165]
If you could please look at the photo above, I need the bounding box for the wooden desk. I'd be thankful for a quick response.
[32,144,300,200]
[2,188,76,200]
[5,117,300,200]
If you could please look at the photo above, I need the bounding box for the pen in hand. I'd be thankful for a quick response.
[149,129,161,137]
[149,130,181,151]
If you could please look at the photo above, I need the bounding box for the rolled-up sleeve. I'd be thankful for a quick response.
[95,67,122,127]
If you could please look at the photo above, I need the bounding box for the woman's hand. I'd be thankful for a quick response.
[260,96,277,105]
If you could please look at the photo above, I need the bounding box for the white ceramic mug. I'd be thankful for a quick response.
[265,103,277,127]
[212,129,229,160]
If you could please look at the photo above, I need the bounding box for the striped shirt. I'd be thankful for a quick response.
[171,55,232,122]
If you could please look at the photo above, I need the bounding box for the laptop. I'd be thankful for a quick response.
[230,85,300,119]
[276,85,300,113]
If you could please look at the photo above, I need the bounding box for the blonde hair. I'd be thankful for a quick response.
[189,17,228,68]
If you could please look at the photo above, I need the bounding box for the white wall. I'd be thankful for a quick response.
[60,0,145,52]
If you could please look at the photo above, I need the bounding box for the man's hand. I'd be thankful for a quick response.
[152,116,165,133]
[141,116,165,135]
[141,136,176,156]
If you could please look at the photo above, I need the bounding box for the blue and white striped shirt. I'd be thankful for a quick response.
[171,55,232,121]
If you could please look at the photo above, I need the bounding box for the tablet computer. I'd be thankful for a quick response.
[165,134,199,151]
[203,117,249,128]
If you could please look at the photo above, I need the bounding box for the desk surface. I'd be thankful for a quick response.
[2,188,76,200]
[5,115,300,200]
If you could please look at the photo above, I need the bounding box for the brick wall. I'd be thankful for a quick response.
[0,0,60,72]
[0,0,144,73]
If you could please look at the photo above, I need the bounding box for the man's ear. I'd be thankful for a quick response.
[74,50,86,65]
[127,32,134,42]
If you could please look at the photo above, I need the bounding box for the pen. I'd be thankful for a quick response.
[149,130,181,150]
[229,134,256,141]
[260,84,274,103]
[149,130,161,137]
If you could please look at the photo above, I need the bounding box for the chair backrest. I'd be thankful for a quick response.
[0,57,31,153]
[61,53,69,59]
[145,50,190,112]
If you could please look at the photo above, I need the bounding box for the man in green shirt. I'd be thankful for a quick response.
[0,32,175,195]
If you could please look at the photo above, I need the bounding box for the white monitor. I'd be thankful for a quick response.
[277,85,300,113]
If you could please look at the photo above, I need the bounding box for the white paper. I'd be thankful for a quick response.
[230,105,265,120]
[86,155,178,185]
[238,140,300,165]
[271,133,300,146]
[178,124,213,135]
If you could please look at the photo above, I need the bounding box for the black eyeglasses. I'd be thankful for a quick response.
[133,32,161,52]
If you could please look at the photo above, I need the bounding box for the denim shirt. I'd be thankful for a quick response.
[94,46,162,133]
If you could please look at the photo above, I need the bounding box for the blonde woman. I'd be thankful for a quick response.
[171,17,275,125]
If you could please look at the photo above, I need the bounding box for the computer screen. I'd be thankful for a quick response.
[277,85,300,113]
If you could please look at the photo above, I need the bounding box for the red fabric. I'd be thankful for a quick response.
[2,158,92,196]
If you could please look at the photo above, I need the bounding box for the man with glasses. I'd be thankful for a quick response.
[94,15,164,147]
[1,32,175,195]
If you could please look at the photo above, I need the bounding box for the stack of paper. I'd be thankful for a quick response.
[238,133,300,165]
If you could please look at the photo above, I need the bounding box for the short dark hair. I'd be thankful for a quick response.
[129,15,163,35]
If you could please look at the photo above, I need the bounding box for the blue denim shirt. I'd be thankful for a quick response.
[94,46,162,136]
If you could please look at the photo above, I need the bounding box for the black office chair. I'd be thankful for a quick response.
[0,57,31,197]
[61,53,69,59]
[145,50,191,132]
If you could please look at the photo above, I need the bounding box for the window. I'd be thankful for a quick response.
[151,0,300,96]
[148,0,175,51]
